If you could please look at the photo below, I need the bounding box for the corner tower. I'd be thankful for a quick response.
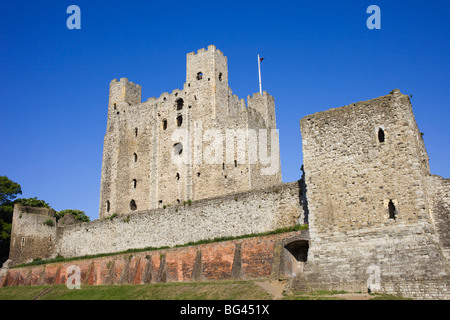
[186,45,228,119]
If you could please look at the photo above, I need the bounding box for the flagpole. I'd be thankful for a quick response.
[258,54,262,94]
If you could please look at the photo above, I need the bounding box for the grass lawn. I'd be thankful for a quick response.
[0,281,273,300]
[0,281,412,300]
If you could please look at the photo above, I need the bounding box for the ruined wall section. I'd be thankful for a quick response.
[297,90,449,298]
[2,230,309,288]
[9,205,58,266]
[300,90,433,234]
[61,182,304,261]
[10,182,304,267]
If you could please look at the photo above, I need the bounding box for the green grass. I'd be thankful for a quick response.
[283,290,411,300]
[0,281,273,300]
[282,290,348,300]
[0,281,412,300]
[368,293,413,300]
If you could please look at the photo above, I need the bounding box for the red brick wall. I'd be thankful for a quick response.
[1,230,308,287]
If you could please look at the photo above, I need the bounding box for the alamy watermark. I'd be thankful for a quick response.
[170,124,280,176]
[367,5,381,30]
[66,265,81,289]
[67,5,81,30]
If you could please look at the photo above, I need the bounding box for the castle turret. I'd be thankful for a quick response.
[247,91,276,128]
[109,78,142,113]
[186,45,228,119]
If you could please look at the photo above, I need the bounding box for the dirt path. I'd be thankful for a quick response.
[254,280,287,300]
[255,280,373,300]
[333,293,372,300]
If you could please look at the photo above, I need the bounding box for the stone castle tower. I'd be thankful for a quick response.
[99,45,281,218]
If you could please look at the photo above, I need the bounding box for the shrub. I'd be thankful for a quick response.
[43,219,54,227]
[56,209,90,222]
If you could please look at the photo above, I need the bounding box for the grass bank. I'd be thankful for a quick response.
[0,280,410,300]
[0,281,272,300]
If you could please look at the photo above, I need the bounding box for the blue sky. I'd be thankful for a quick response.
[0,1,448,220]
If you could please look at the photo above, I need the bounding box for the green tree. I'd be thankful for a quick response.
[15,197,51,208]
[56,209,90,223]
[0,176,22,265]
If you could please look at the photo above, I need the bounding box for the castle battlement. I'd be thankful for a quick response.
[186,44,224,58]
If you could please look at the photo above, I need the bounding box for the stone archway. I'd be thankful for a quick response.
[284,240,309,275]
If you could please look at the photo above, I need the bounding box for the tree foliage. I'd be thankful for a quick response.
[0,176,22,205]
[0,176,22,264]
[56,209,90,223]
[15,197,51,208]
[0,175,89,265]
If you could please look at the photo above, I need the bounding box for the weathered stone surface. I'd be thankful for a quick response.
[99,45,281,219]
[2,231,305,287]
[9,182,304,265]
[5,46,449,300]
[294,89,450,300]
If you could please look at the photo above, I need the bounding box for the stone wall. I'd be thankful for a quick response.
[427,175,450,259]
[8,206,57,266]
[1,230,308,287]
[293,90,450,299]
[9,182,304,266]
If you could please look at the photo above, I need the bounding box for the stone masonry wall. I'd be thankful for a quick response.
[8,206,58,266]
[427,175,450,259]
[294,90,449,299]
[9,182,304,266]
[1,230,308,288]
[99,46,281,219]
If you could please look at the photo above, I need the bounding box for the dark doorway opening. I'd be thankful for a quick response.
[285,240,309,263]
[388,200,397,220]
[378,128,385,143]
[130,200,137,211]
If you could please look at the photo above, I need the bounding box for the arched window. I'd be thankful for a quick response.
[388,200,397,220]
[197,72,203,80]
[176,98,184,111]
[176,114,183,127]
[162,119,168,130]
[219,73,223,81]
[132,179,137,189]
[176,173,180,181]
[133,153,138,162]
[378,128,385,143]
[130,200,137,211]
[106,200,110,212]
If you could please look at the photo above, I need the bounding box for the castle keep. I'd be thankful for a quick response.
[100,45,281,219]
[2,46,449,299]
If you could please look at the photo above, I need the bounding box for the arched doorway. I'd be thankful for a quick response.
[284,240,309,275]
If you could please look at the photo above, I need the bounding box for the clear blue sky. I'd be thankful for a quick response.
[1,1,448,220]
